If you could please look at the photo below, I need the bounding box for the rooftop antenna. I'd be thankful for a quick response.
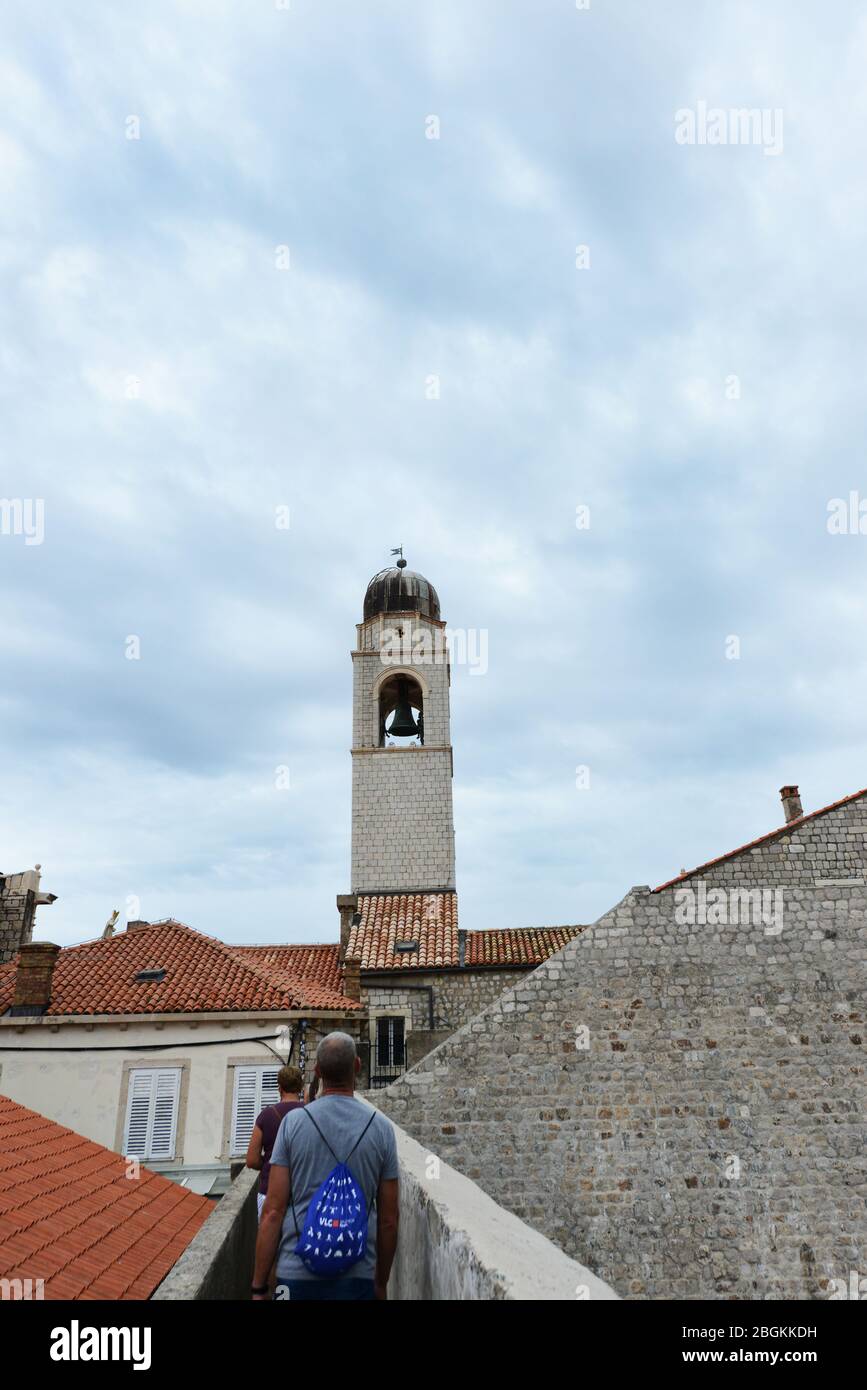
[390,545,407,570]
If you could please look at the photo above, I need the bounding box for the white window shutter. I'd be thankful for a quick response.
[260,1068,280,1108]
[231,1066,282,1155]
[124,1070,154,1158]
[231,1067,260,1155]
[149,1070,180,1159]
[123,1068,180,1161]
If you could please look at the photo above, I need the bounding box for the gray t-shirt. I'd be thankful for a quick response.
[270,1095,398,1282]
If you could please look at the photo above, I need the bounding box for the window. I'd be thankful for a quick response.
[378,673,424,747]
[376,1016,406,1069]
[123,1068,181,1161]
[230,1065,280,1156]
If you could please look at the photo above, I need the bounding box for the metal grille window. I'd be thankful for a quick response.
[230,1065,280,1156]
[376,1016,405,1068]
[123,1068,181,1161]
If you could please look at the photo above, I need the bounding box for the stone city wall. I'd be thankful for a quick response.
[378,796,867,1299]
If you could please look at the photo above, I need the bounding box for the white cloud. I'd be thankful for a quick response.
[3,0,867,944]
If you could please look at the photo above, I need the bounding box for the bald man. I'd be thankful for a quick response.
[252,1032,399,1301]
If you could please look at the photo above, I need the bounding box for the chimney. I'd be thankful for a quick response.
[336,894,358,963]
[780,785,803,824]
[342,956,361,1002]
[0,865,57,966]
[126,919,151,932]
[11,941,61,1015]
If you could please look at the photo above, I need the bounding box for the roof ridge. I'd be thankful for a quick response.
[465,925,586,935]
[12,919,211,960]
[232,942,337,951]
[654,785,867,892]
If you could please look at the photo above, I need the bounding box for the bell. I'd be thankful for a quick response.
[387,681,419,738]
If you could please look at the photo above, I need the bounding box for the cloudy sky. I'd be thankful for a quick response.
[3,1,866,948]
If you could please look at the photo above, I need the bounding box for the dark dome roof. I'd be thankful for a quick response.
[363,565,441,621]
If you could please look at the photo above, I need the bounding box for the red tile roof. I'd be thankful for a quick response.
[0,1094,211,1300]
[654,786,867,892]
[350,893,459,969]
[0,921,359,1017]
[348,894,585,970]
[464,925,585,966]
[230,943,342,996]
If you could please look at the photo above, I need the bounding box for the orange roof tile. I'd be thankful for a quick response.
[230,943,342,996]
[464,925,586,966]
[349,894,585,970]
[350,893,459,969]
[0,1094,211,1301]
[0,921,359,1017]
[654,786,867,892]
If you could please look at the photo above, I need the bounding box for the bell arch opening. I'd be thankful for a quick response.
[379,673,424,747]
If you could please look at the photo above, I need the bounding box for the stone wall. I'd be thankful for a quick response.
[152,1167,258,1300]
[378,795,867,1299]
[0,876,35,966]
[364,969,526,1031]
[385,1111,618,1300]
[351,749,455,892]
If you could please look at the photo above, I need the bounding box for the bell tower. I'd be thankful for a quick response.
[349,554,456,893]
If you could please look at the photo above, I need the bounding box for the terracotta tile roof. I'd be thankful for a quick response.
[0,921,359,1017]
[230,943,342,996]
[464,925,586,966]
[654,786,867,892]
[350,893,459,970]
[349,894,584,970]
[0,1094,211,1300]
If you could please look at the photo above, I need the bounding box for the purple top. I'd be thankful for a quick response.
[255,1100,303,1195]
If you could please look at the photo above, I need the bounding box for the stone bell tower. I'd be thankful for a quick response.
[349,555,456,894]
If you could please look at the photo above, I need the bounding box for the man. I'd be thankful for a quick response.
[252,1032,399,1301]
[245,1064,305,1222]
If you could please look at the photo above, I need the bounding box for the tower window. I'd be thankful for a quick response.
[378,674,424,747]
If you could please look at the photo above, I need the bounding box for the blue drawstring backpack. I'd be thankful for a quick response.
[292,1108,377,1276]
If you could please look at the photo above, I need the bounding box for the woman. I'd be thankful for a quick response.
[246,1064,304,1222]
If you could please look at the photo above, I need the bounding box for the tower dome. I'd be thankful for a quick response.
[363,561,441,622]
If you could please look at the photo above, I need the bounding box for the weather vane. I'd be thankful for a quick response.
[390,545,407,569]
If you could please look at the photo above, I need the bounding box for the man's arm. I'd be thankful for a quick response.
[245,1124,264,1172]
[252,1161,289,1297]
[374,1177,399,1300]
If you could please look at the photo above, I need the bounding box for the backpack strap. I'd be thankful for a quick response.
[301,1105,377,1167]
[343,1110,377,1166]
[346,1111,379,1217]
[300,1106,340,1164]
